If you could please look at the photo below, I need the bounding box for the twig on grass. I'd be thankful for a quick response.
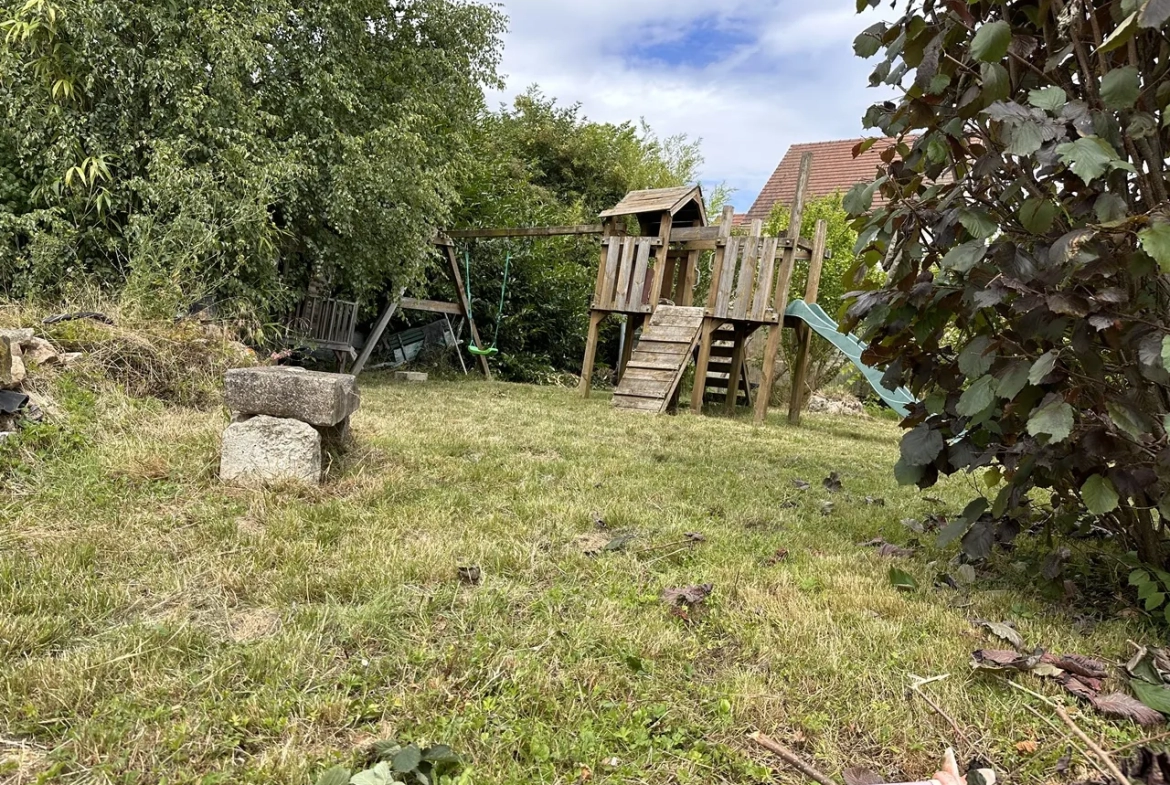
[1018,702,1112,783]
[1007,680,1131,785]
[1112,730,1170,754]
[748,732,840,785]
[908,674,971,748]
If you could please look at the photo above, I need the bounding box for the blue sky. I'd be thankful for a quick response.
[488,0,896,213]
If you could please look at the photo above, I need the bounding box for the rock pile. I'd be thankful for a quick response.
[220,367,360,486]
[807,393,867,417]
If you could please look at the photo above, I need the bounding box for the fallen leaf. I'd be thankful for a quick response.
[823,472,843,493]
[923,496,946,505]
[766,548,790,566]
[1059,673,1103,701]
[684,532,707,543]
[1055,748,1072,773]
[1044,653,1109,680]
[889,566,919,591]
[578,765,593,783]
[972,649,1044,672]
[662,584,713,607]
[604,534,636,552]
[821,501,835,516]
[1091,692,1166,726]
[1016,740,1039,755]
[901,518,925,534]
[843,768,885,785]
[877,543,915,558]
[457,565,482,585]
[864,496,886,506]
[602,757,621,769]
[794,479,811,491]
[956,564,978,585]
[1032,662,1065,679]
[592,513,607,530]
[975,620,1025,650]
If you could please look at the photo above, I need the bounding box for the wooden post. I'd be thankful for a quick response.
[579,311,606,397]
[754,152,813,425]
[618,315,639,381]
[788,220,829,425]
[725,326,749,414]
[646,212,674,313]
[679,249,700,306]
[351,288,404,377]
[444,244,492,378]
[691,206,736,414]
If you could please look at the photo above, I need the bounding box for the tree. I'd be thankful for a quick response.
[846,0,1170,566]
[0,0,505,313]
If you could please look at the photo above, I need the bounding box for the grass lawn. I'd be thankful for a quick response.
[0,376,1154,784]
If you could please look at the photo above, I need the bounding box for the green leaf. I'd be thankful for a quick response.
[1028,86,1067,112]
[854,29,882,58]
[844,179,884,216]
[901,425,945,467]
[1147,592,1168,611]
[1101,66,1141,109]
[889,566,919,592]
[941,240,988,273]
[421,746,460,765]
[981,62,1010,103]
[959,209,999,239]
[1130,569,1153,587]
[1019,198,1057,233]
[316,767,352,785]
[1138,219,1170,272]
[972,20,1012,63]
[392,746,423,773]
[1132,679,1170,716]
[1027,401,1075,442]
[937,517,970,547]
[958,375,998,417]
[1029,351,1058,385]
[959,336,995,377]
[1137,0,1170,28]
[1006,122,1045,157]
[1108,402,1152,440]
[1096,193,1130,223]
[1056,137,1133,184]
[997,360,1031,401]
[1099,13,1139,53]
[1082,474,1121,515]
[894,458,925,486]
[1163,336,1170,371]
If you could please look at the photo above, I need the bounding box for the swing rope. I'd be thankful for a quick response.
[464,247,511,358]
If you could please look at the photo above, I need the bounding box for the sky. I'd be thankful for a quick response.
[486,0,896,214]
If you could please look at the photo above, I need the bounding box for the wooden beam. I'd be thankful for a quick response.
[444,244,492,378]
[351,288,405,377]
[754,152,813,425]
[446,224,604,239]
[788,219,830,426]
[400,298,463,316]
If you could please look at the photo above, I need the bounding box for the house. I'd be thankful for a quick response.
[739,138,904,225]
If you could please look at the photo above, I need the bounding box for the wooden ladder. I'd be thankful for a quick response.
[612,306,706,414]
[700,326,754,409]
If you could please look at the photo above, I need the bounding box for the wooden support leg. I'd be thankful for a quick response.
[690,321,718,414]
[725,326,749,415]
[580,311,606,398]
[788,323,814,425]
[618,315,639,382]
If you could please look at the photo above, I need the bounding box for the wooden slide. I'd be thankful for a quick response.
[612,306,705,413]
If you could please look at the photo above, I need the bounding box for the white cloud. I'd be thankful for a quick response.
[489,0,898,212]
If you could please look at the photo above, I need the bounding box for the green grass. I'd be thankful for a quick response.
[0,376,1155,784]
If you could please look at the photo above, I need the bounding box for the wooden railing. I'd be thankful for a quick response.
[290,294,360,352]
[592,236,663,313]
[707,231,788,324]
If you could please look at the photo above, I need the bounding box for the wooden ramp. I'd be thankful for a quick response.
[612,306,705,414]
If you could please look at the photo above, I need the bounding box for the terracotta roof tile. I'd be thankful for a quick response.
[744,138,910,222]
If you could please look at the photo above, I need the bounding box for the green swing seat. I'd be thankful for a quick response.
[464,249,510,358]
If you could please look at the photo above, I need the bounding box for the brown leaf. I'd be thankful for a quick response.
[457,565,482,585]
[662,584,713,607]
[976,620,1025,650]
[1059,673,1103,701]
[877,543,915,558]
[1091,692,1166,726]
[843,768,885,785]
[1044,652,1109,680]
[973,648,1043,671]
[1016,739,1039,755]
[765,548,790,566]
[823,472,843,492]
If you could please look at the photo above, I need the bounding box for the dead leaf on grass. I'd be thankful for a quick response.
[592,512,608,530]
[793,479,811,491]
[975,620,1025,650]
[1055,748,1072,773]
[1016,740,1039,755]
[604,533,637,552]
[662,584,713,607]
[823,472,843,493]
[1090,693,1166,726]
[821,501,835,516]
[972,648,1043,672]
[458,565,482,585]
[765,548,790,566]
[1044,652,1109,680]
[861,538,914,558]
[684,532,706,543]
[864,496,886,506]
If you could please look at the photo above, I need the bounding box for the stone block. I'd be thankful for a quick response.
[0,336,23,389]
[393,371,428,383]
[220,415,321,486]
[22,337,60,366]
[0,328,34,345]
[224,367,359,427]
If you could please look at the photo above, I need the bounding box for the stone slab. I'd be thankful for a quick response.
[0,336,22,389]
[0,328,34,345]
[220,415,321,486]
[393,371,428,383]
[224,367,359,427]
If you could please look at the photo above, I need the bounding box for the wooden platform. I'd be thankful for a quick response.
[612,306,705,414]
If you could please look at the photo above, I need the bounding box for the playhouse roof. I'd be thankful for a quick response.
[742,138,908,224]
[599,185,706,225]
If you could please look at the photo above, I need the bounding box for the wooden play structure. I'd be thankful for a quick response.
[579,153,829,424]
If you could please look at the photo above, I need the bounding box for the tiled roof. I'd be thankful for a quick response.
[744,138,907,223]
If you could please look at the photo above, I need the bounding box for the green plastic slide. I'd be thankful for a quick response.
[785,299,916,418]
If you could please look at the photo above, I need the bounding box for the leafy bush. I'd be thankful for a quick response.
[846,1,1170,566]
